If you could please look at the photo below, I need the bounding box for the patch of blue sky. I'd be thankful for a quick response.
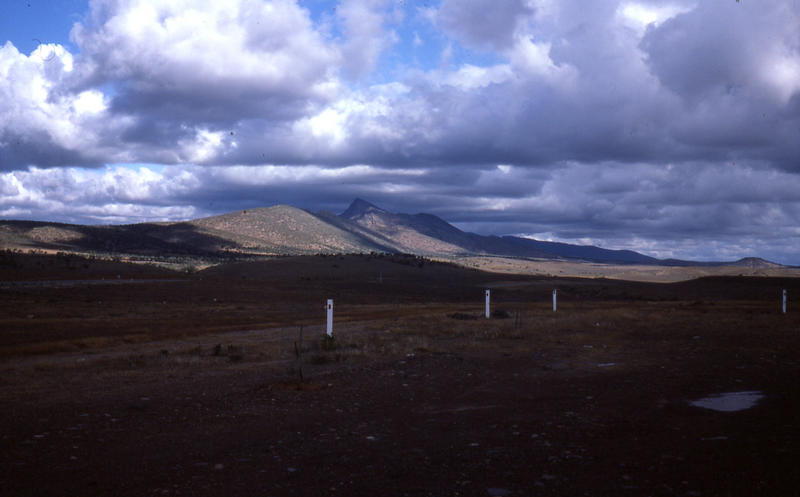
[348,2,505,85]
[444,43,505,69]
[97,82,119,99]
[367,30,443,84]
[0,0,88,54]
[300,0,342,38]
[105,163,166,174]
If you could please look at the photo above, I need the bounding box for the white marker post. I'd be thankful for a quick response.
[783,289,787,314]
[485,289,491,319]
[326,299,334,337]
[553,289,557,312]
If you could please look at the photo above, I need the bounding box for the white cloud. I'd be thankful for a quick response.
[179,128,225,164]
[337,0,398,79]
[617,2,694,35]
[73,0,339,98]
[71,90,107,115]
[0,41,120,169]
[304,108,350,146]
[438,64,513,90]
[0,163,433,223]
[760,53,800,105]
[290,81,418,156]
[67,0,344,150]
[507,37,577,86]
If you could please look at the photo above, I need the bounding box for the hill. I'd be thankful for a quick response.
[0,220,235,256]
[340,198,660,263]
[188,205,386,255]
[339,198,469,255]
[0,199,787,269]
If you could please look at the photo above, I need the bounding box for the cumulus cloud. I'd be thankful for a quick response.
[337,0,399,79]
[4,0,795,172]
[0,163,429,222]
[642,1,800,104]
[72,0,340,119]
[0,0,356,170]
[437,0,535,52]
[65,0,346,168]
[0,42,118,170]
[639,0,800,170]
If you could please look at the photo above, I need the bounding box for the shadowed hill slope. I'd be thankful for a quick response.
[0,220,237,255]
[339,198,467,255]
[340,199,659,263]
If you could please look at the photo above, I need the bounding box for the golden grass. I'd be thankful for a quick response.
[445,255,800,282]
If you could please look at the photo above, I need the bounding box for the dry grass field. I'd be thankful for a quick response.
[1,253,799,496]
[448,255,800,283]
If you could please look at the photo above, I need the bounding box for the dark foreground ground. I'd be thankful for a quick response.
[1,253,799,496]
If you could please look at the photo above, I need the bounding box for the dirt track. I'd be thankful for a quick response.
[1,255,799,496]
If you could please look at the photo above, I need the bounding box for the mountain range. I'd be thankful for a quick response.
[0,198,783,268]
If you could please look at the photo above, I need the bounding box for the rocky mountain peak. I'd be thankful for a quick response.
[341,198,387,219]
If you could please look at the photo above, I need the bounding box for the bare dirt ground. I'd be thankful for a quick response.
[1,253,799,496]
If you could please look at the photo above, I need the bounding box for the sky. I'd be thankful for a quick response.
[1,0,799,264]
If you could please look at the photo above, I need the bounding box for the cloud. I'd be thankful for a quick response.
[436,0,535,52]
[641,1,800,104]
[72,0,340,119]
[337,0,399,79]
[0,41,119,170]
[4,0,795,172]
[639,0,800,170]
[0,163,430,223]
[60,0,343,167]
[616,1,694,35]
[0,0,350,170]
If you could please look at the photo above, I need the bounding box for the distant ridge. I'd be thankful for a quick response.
[499,236,660,264]
[339,199,470,255]
[0,199,786,268]
[339,199,661,263]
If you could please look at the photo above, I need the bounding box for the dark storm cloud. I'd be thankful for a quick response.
[0,132,96,170]
[640,1,800,169]
[108,84,319,126]
[641,2,796,102]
